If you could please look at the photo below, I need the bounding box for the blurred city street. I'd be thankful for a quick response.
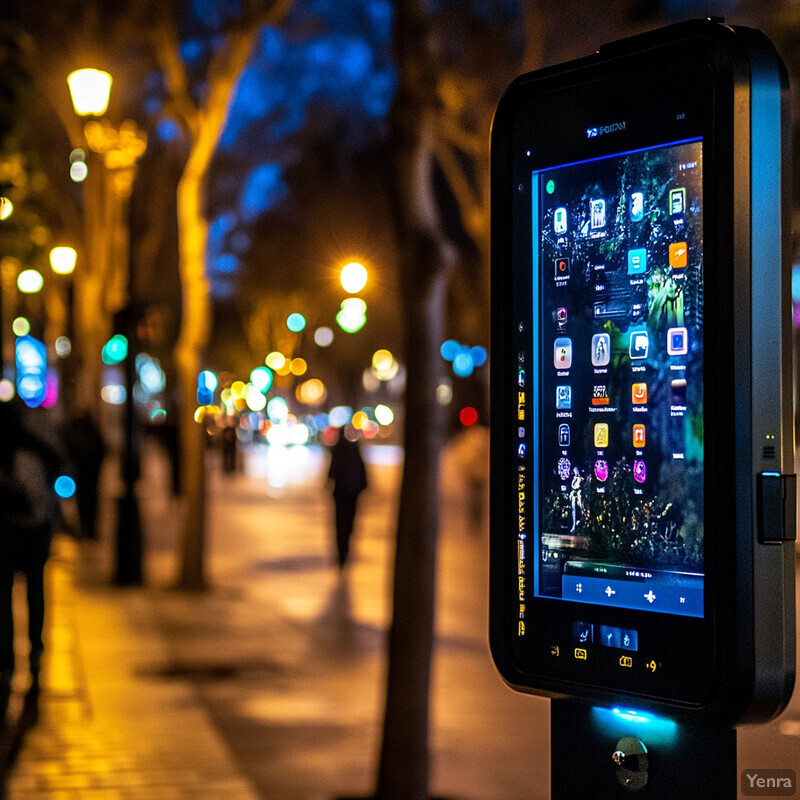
[2,437,799,799]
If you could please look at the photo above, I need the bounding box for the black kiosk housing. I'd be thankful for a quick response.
[490,18,795,735]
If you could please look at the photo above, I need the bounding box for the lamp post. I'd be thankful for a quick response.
[68,68,146,585]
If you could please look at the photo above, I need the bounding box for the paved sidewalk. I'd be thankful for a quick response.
[2,535,261,800]
[1,440,796,800]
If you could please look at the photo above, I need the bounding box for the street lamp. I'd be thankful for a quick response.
[340,261,368,294]
[68,66,145,586]
[49,246,77,276]
[67,69,112,116]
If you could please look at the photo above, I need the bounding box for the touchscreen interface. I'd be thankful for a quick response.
[528,138,704,619]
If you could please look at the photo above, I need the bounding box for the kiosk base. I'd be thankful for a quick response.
[551,699,737,799]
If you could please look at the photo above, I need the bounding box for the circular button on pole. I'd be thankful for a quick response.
[612,736,649,792]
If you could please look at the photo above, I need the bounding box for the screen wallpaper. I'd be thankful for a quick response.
[530,139,704,617]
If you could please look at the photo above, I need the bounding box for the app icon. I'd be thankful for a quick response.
[555,307,568,329]
[671,379,687,406]
[555,258,570,279]
[592,385,609,406]
[556,385,572,409]
[629,330,649,360]
[591,333,611,366]
[632,383,648,405]
[594,459,609,482]
[594,423,609,449]
[557,457,571,481]
[669,241,688,269]
[554,207,568,233]
[590,199,606,229]
[627,248,647,275]
[573,622,593,643]
[669,187,686,216]
[554,337,572,369]
[633,424,646,448]
[558,424,570,447]
[667,326,688,355]
[518,368,525,387]
[633,459,647,483]
[630,191,644,221]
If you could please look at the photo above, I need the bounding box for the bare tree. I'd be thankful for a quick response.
[144,0,294,588]
[372,3,530,798]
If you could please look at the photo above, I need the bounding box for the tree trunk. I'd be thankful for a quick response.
[375,238,450,800]
[374,10,456,781]
[174,149,212,590]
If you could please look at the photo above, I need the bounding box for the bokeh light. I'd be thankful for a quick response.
[440,339,487,378]
[136,355,166,394]
[267,396,289,422]
[102,335,128,365]
[287,312,306,333]
[266,351,286,370]
[290,358,307,376]
[296,378,326,405]
[245,384,267,412]
[340,261,368,293]
[101,384,126,405]
[0,197,13,221]
[352,410,369,430]
[15,335,47,408]
[371,349,399,381]
[250,366,274,393]
[70,161,88,183]
[0,380,15,402]
[374,403,394,426]
[440,340,460,361]
[55,336,72,358]
[54,475,77,499]
[314,326,334,347]
[336,297,367,333]
[196,369,218,406]
[460,406,479,426]
[12,317,30,336]
[17,269,44,294]
[329,405,353,428]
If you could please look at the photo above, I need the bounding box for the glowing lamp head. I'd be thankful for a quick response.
[340,262,368,294]
[50,246,77,275]
[68,68,113,116]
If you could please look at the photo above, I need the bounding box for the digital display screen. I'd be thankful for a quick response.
[528,139,704,618]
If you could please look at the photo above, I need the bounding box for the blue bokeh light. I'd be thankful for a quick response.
[54,475,77,499]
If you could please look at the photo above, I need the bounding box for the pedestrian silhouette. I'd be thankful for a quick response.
[221,422,238,473]
[327,432,367,570]
[61,410,105,539]
[0,400,64,716]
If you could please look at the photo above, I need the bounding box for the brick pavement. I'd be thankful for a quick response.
[1,535,260,800]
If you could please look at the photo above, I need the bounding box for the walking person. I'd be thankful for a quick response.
[61,410,105,539]
[0,400,64,715]
[327,430,368,571]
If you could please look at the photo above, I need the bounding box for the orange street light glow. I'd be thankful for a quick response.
[68,68,112,116]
